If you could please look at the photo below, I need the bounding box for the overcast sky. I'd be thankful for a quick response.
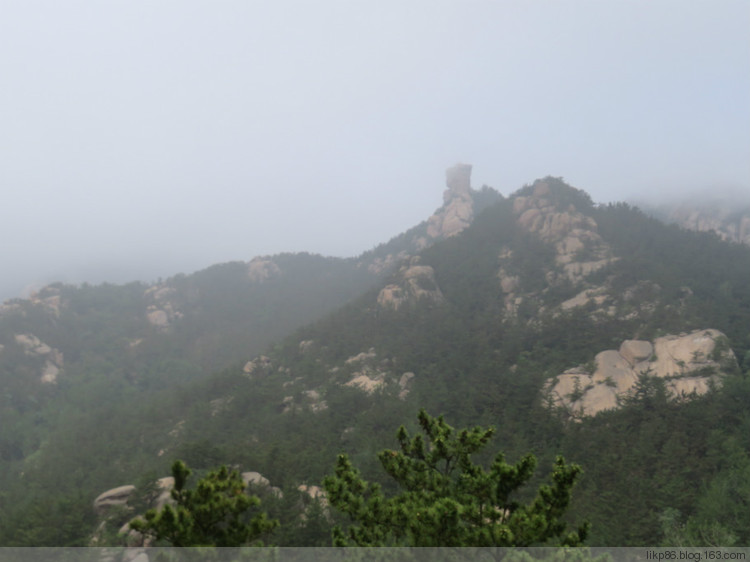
[2,1,749,300]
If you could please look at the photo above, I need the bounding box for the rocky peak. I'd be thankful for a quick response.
[510,178,614,284]
[445,163,472,197]
[426,163,475,240]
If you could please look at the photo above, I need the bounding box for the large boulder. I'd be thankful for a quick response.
[377,258,444,310]
[546,329,736,418]
[93,485,136,515]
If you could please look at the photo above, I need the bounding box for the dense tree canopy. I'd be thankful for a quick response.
[323,410,588,546]
[129,460,277,546]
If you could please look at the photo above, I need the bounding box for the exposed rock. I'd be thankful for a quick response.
[283,389,327,413]
[41,361,60,384]
[94,485,136,515]
[167,420,185,439]
[296,484,330,522]
[299,340,314,352]
[365,251,410,275]
[243,471,283,498]
[144,285,175,302]
[13,333,64,383]
[346,372,386,394]
[499,271,520,294]
[377,257,444,310]
[650,330,724,378]
[247,257,281,283]
[281,395,295,413]
[345,348,376,364]
[242,471,270,487]
[591,350,637,392]
[560,288,608,311]
[209,396,234,417]
[577,383,619,415]
[546,329,736,418]
[146,308,169,328]
[0,302,24,317]
[298,484,327,503]
[243,355,272,375]
[15,333,51,355]
[144,284,183,330]
[658,203,750,246]
[153,477,175,511]
[512,180,615,284]
[398,372,415,400]
[95,470,282,545]
[426,164,474,239]
[27,287,63,317]
[619,340,654,366]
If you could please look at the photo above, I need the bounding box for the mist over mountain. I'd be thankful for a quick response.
[632,193,750,247]
[1,165,749,547]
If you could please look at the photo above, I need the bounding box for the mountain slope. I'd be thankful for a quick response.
[1,173,749,546]
[78,177,750,545]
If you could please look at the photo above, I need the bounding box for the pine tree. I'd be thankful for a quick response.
[323,409,588,546]
[129,460,278,546]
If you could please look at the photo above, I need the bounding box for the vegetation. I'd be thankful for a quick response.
[324,410,587,546]
[0,181,748,546]
[128,460,278,546]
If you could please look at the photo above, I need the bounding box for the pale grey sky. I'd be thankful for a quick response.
[2,1,749,299]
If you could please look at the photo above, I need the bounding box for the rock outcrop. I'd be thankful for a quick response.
[426,163,474,239]
[360,164,485,276]
[93,485,136,516]
[659,203,750,246]
[512,180,615,284]
[243,355,272,376]
[13,333,64,383]
[247,257,282,283]
[546,329,736,418]
[377,257,444,310]
[93,470,280,545]
[144,284,182,331]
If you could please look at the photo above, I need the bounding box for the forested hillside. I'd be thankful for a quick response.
[0,174,748,546]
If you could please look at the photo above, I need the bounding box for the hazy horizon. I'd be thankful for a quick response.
[2,1,748,301]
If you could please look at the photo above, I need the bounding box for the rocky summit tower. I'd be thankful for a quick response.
[427,163,475,239]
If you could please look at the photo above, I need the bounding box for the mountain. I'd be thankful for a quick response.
[0,169,749,547]
[635,197,750,247]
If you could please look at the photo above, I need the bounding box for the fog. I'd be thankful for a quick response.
[2,1,749,300]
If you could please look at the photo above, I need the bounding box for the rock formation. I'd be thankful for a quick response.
[377,257,444,310]
[13,333,64,383]
[247,257,281,283]
[93,471,280,545]
[144,284,182,331]
[546,329,736,418]
[659,202,750,246]
[512,179,614,283]
[93,485,136,516]
[426,163,475,239]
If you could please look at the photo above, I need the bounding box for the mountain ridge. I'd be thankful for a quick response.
[1,168,749,546]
